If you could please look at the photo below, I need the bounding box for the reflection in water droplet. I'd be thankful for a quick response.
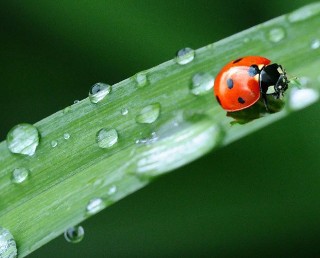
[6,123,40,156]
[311,39,320,50]
[175,48,195,65]
[51,140,58,148]
[268,27,285,43]
[191,73,214,95]
[107,185,117,195]
[74,100,79,104]
[289,88,319,110]
[121,108,129,116]
[63,133,70,140]
[89,83,111,104]
[96,129,118,148]
[135,103,161,124]
[86,198,105,215]
[0,226,17,258]
[12,168,29,184]
[64,226,84,244]
[135,72,148,88]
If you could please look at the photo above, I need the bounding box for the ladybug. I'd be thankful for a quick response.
[214,56,289,112]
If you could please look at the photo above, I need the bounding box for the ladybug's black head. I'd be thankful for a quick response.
[260,63,289,99]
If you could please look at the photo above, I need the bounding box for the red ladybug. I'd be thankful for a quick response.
[214,56,289,112]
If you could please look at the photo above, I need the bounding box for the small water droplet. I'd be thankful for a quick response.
[175,47,195,65]
[135,72,148,88]
[135,103,161,124]
[190,73,214,95]
[64,226,84,244]
[12,168,29,184]
[135,132,158,145]
[289,88,319,110]
[63,106,71,114]
[96,129,118,148]
[86,198,105,215]
[311,39,320,50]
[0,226,17,258]
[268,27,285,43]
[6,123,40,156]
[51,140,58,148]
[74,100,79,104]
[120,108,129,116]
[287,3,320,23]
[107,185,117,195]
[63,133,70,140]
[89,82,111,104]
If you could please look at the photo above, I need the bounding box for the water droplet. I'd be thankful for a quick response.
[268,27,285,43]
[311,39,320,50]
[0,226,17,258]
[6,123,40,156]
[135,72,148,88]
[107,185,117,195]
[175,47,195,65]
[51,140,58,148]
[63,133,70,140]
[74,100,79,104]
[89,82,111,104]
[86,198,105,215]
[12,168,29,184]
[287,3,320,23]
[63,106,71,114]
[121,108,129,116]
[289,88,319,110]
[190,73,214,95]
[64,226,84,244]
[135,103,161,124]
[96,129,118,148]
[135,132,158,145]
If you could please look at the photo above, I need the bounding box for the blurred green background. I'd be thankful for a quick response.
[1,1,320,257]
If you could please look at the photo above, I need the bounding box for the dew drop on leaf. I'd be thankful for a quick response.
[190,73,214,96]
[175,47,195,65]
[135,103,161,124]
[64,226,84,244]
[0,226,17,258]
[96,129,118,149]
[12,168,29,184]
[89,82,111,104]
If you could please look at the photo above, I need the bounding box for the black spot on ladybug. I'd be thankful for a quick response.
[227,78,233,89]
[248,65,259,77]
[238,97,245,104]
[215,95,221,105]
[233,58,242,64]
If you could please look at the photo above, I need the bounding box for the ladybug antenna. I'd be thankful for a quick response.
[287,76,301,88]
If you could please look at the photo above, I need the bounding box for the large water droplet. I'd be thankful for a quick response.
[311,39,320,50]
[96,129,118,148]
[287,3,320,23]
[268,27,285,43]
[135,103,161,124]
[135,72,148,88]
[89,82,111,104]
[12,168,29,184]
[64,226,84,244]
[6,124,40,156]
[175,47,195,65]
[86,198,105,215]
[0,227,17,258]
[289,88,319,110]
[191,73,214,95]
[120,108,129,116]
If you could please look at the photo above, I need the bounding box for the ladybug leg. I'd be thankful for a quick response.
[262,93,269,112]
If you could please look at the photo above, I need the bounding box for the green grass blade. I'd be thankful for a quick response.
[1,2,320,257]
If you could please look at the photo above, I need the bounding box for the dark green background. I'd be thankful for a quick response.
[1,1,320,257]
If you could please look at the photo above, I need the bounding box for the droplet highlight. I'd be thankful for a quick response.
[50,140,58,148]
[120,108,129,116]
[135,103,161,124]
[64,226,84,244]
[96,129,118,148]
[268,27,285,43]
[86,198,105,215]
[89,82,111,104]
[0,226,17,258]
[6,123,40,156]
[289,88,319,110]
[12,168,29,184]
[191,73,214,95]
[63,133,70,140]
[107,185,117,195]
[175,47,195,65]
[311,39,320,50]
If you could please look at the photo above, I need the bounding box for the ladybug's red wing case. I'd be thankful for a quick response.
[214,56,271,112]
